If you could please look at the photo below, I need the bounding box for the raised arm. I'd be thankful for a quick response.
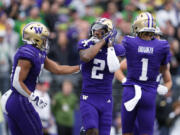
[79,39,106,62]
[44,57,80,74]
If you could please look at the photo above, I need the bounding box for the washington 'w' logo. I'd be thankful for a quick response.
[34,27,43,34]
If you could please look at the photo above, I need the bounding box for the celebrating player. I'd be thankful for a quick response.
[0,22,79,135]
[119,12,172,135]
[78,18,125,135]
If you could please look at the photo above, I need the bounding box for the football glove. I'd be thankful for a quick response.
[122,77,127,84]
[157,84,168,95]
[29,92,47,109]
[103,27,117,43]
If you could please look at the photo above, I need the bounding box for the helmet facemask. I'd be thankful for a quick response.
[91,23,109,39]
[90,18,113,40]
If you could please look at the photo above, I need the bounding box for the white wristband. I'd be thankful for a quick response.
[107,47,120,73]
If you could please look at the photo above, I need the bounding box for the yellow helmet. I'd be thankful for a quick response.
[98,18,113,32]
[90,18,113,37]
[132,12,156,34]
[22,22,49,51]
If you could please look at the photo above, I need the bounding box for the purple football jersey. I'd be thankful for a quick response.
[122,36,171,91]
[78,39,125,94]
[10,44,46,93]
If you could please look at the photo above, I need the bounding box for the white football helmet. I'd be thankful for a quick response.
[132,12,156,34]
[22,22,49,51]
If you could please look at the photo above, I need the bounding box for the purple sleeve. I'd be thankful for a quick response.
[114,44,126,56]
[17,46,36,65]
[121,36,128,49]
[77,39,88,51]
[161,42,171,65]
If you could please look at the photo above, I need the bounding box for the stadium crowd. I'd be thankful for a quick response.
[0,0,180,135]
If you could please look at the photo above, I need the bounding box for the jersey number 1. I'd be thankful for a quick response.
[139,58,148,81]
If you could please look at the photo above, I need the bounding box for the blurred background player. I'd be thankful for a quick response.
[52,79,78,135]
[118,12,172,135]
[0,28,11,95]
[0,22,79,135]
[32,81,58,135]
[78,18,125,135]
[0,92,6,135]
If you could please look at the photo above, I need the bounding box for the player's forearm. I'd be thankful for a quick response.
[19,81,31,96]
[56,65,80,75]
[45,57,79,74]
[161,64,172,90]
[163,73,172,90]
[80,40,105,62]
[164,80,172,90]
[115,70,126,83]
[13,76,31,97]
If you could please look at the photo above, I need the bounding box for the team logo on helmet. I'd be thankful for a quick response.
[34,27,43,34]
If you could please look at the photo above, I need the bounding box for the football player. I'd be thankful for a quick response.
[78,18,125,135]
[118,12,172,135]
[0,22,80,135]
[115,26,170,87]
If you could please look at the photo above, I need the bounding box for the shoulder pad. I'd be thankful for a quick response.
[114,44,126,56]
[78,39,89,47]
[19,46,36,56]
[158,39,167,42]
[78,39,95,51]
[123,35,135,43]
[126,35,135,38]
[159,39,169,48]
[17,45,37,63]
[78,39,88,51]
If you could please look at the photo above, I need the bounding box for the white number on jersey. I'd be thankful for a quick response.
[91,59,105,79]
[139,58,148,81]
[36,64,44,83]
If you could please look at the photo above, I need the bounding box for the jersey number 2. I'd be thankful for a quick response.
[91,58,105,79]
[139,58,148,81]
